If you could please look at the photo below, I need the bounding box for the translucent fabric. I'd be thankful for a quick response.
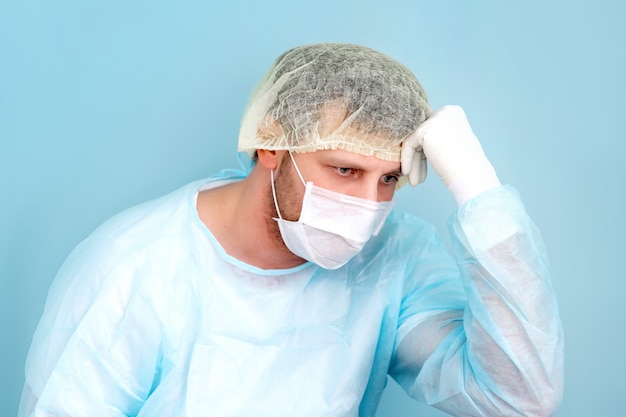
[238,43,430,162]
[20,169,563,417]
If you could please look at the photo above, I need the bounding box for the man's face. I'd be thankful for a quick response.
[272,149,402,222]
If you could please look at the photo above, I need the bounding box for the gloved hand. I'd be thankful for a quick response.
[401,105,501,205]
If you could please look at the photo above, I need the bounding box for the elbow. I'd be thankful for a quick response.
[478,361,564,417]
[529,346,565,416]
[526,385,563,417]
[506,328,565,416]
[514,368,564,417]
[480,382,563,417]
[537,370,564,417]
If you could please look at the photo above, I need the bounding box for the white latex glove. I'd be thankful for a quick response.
[401,105,501,205]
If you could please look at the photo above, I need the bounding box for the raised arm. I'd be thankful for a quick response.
[393,106,564,416]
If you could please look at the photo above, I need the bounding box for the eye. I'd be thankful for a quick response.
[335,167,356,176]
[381,174,400,185]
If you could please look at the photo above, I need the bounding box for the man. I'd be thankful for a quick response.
[20,43,563,417]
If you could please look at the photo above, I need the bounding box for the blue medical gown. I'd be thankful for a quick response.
[20,169,563,417]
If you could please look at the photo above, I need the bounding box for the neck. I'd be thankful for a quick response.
[196,164,306,270]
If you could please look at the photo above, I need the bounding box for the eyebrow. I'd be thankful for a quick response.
[324,156,402,175]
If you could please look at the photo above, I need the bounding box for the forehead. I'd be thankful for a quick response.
[297,149,401,173]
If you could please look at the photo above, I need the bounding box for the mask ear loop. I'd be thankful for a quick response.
[271,151,307,221]
[288,151,307,186]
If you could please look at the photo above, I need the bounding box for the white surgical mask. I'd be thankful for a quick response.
[271,152,395,270]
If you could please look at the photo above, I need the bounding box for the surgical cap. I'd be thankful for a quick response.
[238,43,431,162]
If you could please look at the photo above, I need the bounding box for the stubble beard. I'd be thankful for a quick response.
[265,155,303,253]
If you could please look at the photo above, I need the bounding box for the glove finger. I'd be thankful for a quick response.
[417,151,427,184]
[401,142,414,176]
[408,150,427,186]
[401,130,423,176]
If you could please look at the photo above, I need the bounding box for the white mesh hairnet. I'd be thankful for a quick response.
[238,43,431,162]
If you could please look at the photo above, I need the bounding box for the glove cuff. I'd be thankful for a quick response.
[447,163,501,206]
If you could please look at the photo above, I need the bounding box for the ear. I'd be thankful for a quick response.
[257,149,285,170]
[254,114,288,170]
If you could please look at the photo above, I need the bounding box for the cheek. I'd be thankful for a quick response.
[378,184,396,202]
[274,170,304,221]
[279,190,303,221]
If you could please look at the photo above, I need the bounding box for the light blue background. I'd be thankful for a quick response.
[1,1,624,416]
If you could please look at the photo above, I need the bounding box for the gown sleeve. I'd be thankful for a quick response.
[389,185,564,417]
[19,234,164,417]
